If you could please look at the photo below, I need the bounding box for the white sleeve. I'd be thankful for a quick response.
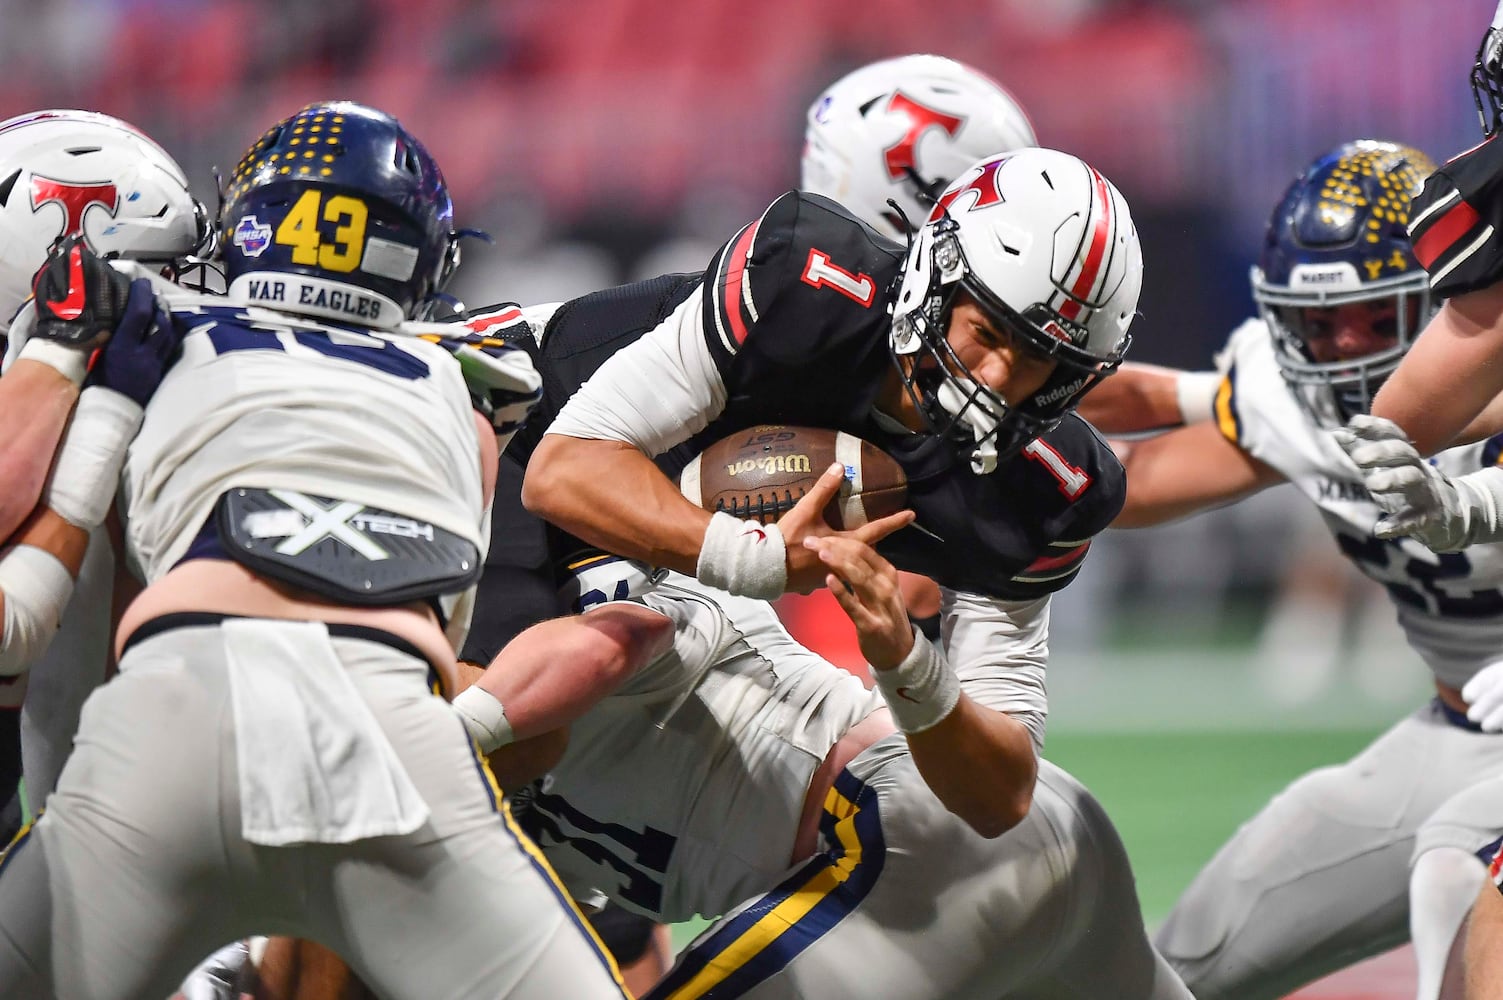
[545,285,727,457]
[941,588,1051,753]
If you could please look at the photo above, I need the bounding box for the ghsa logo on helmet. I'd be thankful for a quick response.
[232,215,272,257]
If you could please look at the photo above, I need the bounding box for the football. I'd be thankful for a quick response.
[679,425,907,529]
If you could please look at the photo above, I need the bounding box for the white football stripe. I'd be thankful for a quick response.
[835,431,866,527]
[679,453,702,505]
[1431,225,1496,287]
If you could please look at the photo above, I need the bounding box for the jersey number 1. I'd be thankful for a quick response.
[801,249,876,306]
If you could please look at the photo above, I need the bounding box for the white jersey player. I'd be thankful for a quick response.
[0,101,627,1000]
[460,548,1190,999]
[1111,140,1503,1000]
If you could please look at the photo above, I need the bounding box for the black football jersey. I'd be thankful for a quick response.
[471,191,1126,602]
[1410,135,1503,298]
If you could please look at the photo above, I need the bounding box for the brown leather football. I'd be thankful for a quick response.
[679,425,907,529]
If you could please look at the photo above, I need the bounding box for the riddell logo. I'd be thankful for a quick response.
[30,176,119,243]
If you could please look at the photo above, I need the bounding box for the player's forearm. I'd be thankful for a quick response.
[454,603,675,754]
[477,604,673,738]
[1113,423,1280,528]
[905,697,1039,838]
[0,507,90,675]
[0,359,81,542]
[1374,287,1503,455]
[1076,363,1216,434]
[524,434,713,575]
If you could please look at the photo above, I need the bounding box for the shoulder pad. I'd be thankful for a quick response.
[1410,136,1503,298]
[703,192,901,370]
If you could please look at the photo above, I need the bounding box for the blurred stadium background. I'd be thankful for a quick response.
[3,0,1496,994]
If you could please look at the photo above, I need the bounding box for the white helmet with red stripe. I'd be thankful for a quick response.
[0,110,212,338]
[890,148,1141,472]
[801,54,1037,239]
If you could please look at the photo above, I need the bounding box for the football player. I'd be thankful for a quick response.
[466,148,1192,998]
[0,110,217,843]
[1106,140,1503,1000]
[456,517,1191,999]
[1326,11,1503,999]
[0,101,632,1000]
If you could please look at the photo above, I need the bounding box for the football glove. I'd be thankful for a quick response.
[30,236,134,350]
[423,330,543,447]
[1332,415,1503,552]
[87,279,181,408]
[1464,659,1503,732]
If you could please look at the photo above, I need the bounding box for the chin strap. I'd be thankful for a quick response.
[935,376,1000,474]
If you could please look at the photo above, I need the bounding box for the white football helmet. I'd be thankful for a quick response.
[0,110,212,336]
[801,54,1037,239]
[891,149,1142,472]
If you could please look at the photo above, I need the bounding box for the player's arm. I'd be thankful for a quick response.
[0,349,82,542]
[0,243,183,674]
[524,282,909,595]
[1465,877,1503,998]
[1372,282,1503,455]
[1075,362,1220,435]
[448,602,677,770]
[805,534,1039,838]
[1112,420,1284,528]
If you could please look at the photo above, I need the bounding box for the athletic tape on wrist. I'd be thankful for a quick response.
[1174,371,1221,426]
[871,627,961,734]
[18,338,90,385]
[0,544,74,676]
[452,684,514,754]
[695,510,787,600]
[42,387,143,529]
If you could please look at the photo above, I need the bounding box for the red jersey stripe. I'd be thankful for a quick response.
[1023,541,1090,573]
[1414,199,1482,271]
[721,221,761,348]
[466,307,523,334]
[1059,169,1113,321]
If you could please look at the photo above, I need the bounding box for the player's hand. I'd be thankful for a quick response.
[88,279,180,408]
[803,533,914,669]
[30,236,134,352]
[428,332,543,447]
[1333,415,1474,551]
[1464,660,1503,732]
[777,462,913,593]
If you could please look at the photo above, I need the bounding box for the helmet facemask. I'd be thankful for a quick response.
[1256,268,1432,427]
[1473,24,1503,137]
[891,215,1126,472]
[1252,139,1438,429]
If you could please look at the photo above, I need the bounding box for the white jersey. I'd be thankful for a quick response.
[119,294,486,618]
[526,572,883,923]
[1216,318,1503,689]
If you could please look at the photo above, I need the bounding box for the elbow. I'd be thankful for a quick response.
[578,603,676,688]
[961,784,1034,840]
[519,436,566,519]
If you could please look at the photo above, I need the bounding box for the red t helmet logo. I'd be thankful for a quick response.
[882,92,964,182]
[933,157,1008,217]
[30,176,120,243]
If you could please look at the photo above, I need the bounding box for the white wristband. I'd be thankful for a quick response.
[871,627,961,734]
[1456,465,1503,546]
[0,544,74,676]
[18,338,90,386]
[1174,370,1221,426]
[452,684,515,754]
[695,510,787,600]
[43,387,144,529]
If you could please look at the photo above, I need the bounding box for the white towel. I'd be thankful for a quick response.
[221,618,430,846]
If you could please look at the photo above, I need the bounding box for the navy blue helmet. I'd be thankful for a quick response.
[219,101,458,326]
[1251,140,1436,426]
